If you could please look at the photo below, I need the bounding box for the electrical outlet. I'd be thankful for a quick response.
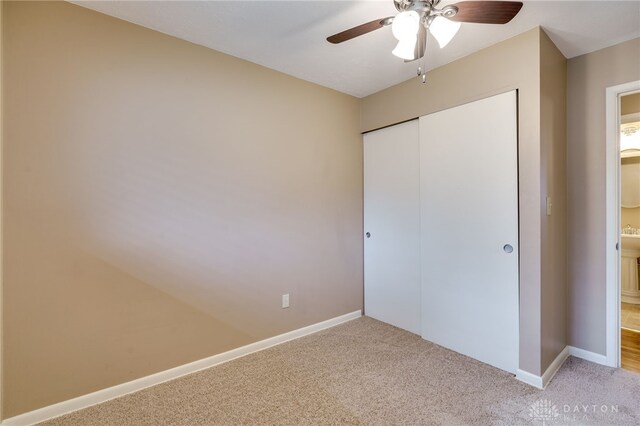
[282,293,290,309]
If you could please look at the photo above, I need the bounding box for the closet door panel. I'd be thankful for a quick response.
[420,91,519,373]
[364,120,421,334]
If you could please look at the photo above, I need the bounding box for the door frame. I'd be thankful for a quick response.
[605,80,640,368]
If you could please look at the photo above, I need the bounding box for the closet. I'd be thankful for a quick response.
[363,91,519,374]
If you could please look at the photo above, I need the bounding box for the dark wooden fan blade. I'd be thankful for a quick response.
[327,17,393,44]
[449,1,523,24]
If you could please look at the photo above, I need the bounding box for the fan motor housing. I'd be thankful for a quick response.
[394,0,438,13]
[394,1,458,23]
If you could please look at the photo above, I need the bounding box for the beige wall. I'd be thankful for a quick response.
[539,31,567,370]
[362,28,561,376]
[621,208,640,228]
[621,92,640,115]
[2,1,363,418]
[567,38,640,355]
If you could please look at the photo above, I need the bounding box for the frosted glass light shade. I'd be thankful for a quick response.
[392,37,418,60]
[392,11,420,41]
[621,122,640,153]
[429,16,461,48]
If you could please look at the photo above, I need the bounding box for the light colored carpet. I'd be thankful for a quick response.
[40,317,640,425]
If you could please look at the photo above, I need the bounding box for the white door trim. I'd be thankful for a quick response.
[605,80,640,368]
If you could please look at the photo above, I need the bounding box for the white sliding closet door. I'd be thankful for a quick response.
[364,120,421,334]
[420,91,519,373]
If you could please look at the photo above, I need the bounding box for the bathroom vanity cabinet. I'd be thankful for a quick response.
[621,235,640,304]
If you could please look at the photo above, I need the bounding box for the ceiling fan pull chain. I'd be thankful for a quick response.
[420,30,428,84]
[416,65,426,83]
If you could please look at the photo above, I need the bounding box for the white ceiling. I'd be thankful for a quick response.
[71,0,640,98]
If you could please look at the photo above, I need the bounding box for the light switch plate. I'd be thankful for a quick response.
[546,196,552,216]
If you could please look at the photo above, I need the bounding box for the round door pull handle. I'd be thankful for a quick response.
[503,244,514,253]
[366,232,371,238]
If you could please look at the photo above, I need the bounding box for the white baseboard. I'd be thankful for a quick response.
[568,345,609,366]
[541,346,570,387]
[515,369,543,389]
[516,346,569,390]
[1,310,362,426]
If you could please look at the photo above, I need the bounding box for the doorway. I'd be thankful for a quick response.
[605,80,640,371]
[619,91,640,373]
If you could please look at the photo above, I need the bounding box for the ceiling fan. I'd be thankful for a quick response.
[327,0,523,67]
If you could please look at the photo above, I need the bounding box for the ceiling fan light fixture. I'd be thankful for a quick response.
[391,10,420,41]
[326,0,524,66]
[392,36,418,60]
[621,122,640,152]
[429,16,461,48]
